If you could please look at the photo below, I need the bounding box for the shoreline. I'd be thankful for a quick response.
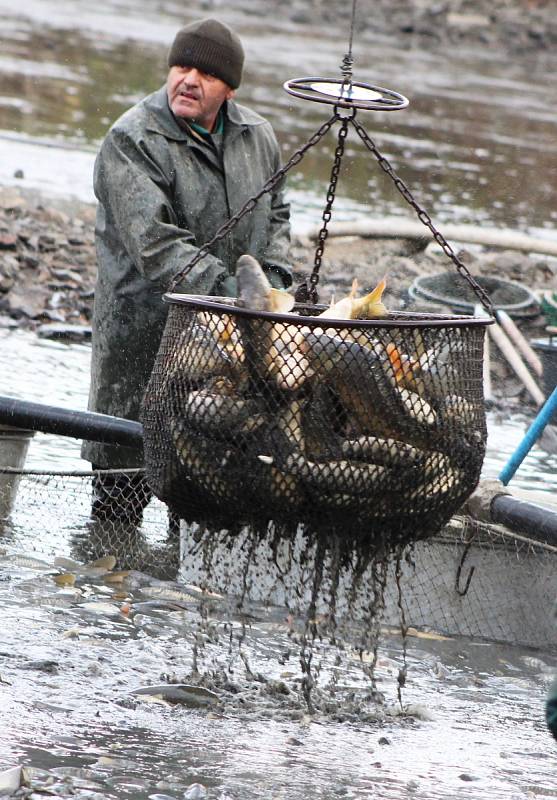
[280,0,557,55]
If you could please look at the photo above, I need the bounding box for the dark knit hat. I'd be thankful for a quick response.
[167,18,244,89]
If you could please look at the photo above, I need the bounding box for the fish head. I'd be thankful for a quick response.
[235,255,273,311]
[236,254,295,314]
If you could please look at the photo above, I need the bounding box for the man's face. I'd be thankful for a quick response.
[167,66,235,131]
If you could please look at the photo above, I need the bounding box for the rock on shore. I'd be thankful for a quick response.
[275,0,557,53]
[0,187,95,331]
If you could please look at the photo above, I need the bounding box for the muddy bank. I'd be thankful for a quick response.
[0,183,555,406]
[276,0,557,53]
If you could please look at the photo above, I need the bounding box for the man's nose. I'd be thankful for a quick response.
[183,67,202,85]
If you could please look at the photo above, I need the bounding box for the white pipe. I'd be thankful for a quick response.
[488,323,545,406]
[496,310,543,377]
[475,304,492,403]
[311,217,557,258]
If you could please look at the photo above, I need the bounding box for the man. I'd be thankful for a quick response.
[81,18,292,525]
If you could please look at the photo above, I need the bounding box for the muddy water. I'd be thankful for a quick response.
[0,328,556,799]
[1,2,557,796]
[0,554,554,800]
[0,1,557,239]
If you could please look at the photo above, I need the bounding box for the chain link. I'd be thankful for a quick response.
[168,112,341,293]
[301,116,350,303]
[349,116,494,315]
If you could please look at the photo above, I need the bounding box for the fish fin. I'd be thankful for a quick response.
[353,277,388,319]
[269,288,295,313]
[386,342,418,386]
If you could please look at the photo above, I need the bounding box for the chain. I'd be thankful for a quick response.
[350,116,495,315]
[340,0,358,81]
[296,115,351,304]
[168,112,341,293]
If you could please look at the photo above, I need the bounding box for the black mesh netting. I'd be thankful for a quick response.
[141,296,489,554]
[0,467,178,578]
[0,467,555,652]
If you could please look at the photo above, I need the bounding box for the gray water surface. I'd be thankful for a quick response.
[0,0,556,239]
[0,328,556,799]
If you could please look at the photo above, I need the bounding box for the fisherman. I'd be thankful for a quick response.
[81,17,292,527]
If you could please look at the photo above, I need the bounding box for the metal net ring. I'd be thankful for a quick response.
[284,77,409,112]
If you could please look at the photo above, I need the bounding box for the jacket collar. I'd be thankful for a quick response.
[144,86,264,142]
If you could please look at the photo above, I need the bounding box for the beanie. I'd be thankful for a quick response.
[167,18,244,89]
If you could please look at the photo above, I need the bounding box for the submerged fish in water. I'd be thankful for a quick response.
[129,683,220,708]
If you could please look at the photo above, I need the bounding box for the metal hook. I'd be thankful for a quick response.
[455,534,476,597]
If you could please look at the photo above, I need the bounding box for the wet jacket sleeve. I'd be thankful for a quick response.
[94,129,227,294]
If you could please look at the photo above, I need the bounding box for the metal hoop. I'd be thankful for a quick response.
[284,76,409,112]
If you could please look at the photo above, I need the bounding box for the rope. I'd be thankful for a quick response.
[340,0,358,81]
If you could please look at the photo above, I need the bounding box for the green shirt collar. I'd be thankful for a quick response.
[190,109,224,137]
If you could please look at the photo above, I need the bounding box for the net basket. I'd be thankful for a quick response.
[141,295,490,550]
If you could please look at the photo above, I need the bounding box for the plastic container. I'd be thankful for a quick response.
[409,272,540,319]
[0,425,34,520]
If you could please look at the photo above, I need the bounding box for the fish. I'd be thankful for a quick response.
[398,388,437,426]
[235,255,295,314]
[259,451,392,495]
[53,573,76,587]
[385,335,466,402]
[406,465,463,505]
[170,416,235,500]
[129,683,220,708]
[317,277,388,320]
[438,393,477,423]
[140,585,200,603]
[199,311,245,365]
[184,377,262,437]
[103,571,131,584]
[340,436,426,467]
[169,324,233,386]
[298,331,439,430]
[199,311,238,344]
[84,555,117,571]
[235,254,311,390]
[298,331,427,437]
[302,383,345,460]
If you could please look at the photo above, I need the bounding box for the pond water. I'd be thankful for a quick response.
[0,2,556,797]
[0,327,556,800]
[0,0,557,239]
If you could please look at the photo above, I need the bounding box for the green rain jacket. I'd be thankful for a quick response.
[82,86,291,468]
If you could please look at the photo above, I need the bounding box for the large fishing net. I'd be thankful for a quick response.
[1,466,554,652]
[141,296,489,556]
[0,467,176,578]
